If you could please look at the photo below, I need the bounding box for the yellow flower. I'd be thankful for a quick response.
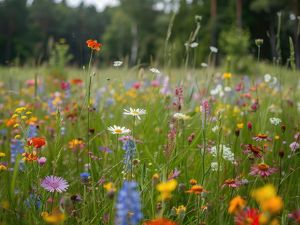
[152,173,160,180]
[12,114,18,119]
[0,152,6,157]
[261,196,283,214]
[236,123,244,129]
[0,200,9,209]
[228,196,246,214]
[103,182,116,193]
[14,135,21,139]
[15,107,26,113]
[156,179,177,200]
[223,72,232,79]
[21,116,27,120]
[175,205,186,215]
[41,211,66,224]
[25,111,32,115]
[251,184,276,203]
[0,164,7,171]
[13,124,19,128]
[274,135,280,140]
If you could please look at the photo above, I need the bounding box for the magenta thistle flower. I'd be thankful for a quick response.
[41,176,69,193]
[289,142,299,152]
[249,163,277,177]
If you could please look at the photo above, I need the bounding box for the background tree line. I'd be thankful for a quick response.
[0,0,299,71]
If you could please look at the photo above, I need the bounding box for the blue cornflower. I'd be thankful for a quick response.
[122,140,136,174]
[24,193,41,209]
[116,181,142,225]
[80,172,90,184]
[10,139,24,164]
[27,125,38,138]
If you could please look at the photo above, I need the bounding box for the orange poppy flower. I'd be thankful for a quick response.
[143,218,178,225]
[86,39,102,51]
[27,137,46,149]
[71,79,83,85]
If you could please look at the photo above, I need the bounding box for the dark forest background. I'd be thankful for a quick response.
[0,0,299,70]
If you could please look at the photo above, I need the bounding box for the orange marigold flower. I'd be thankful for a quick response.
[189,179,197,185]
[186,185,207,195]
[27,137,46,149]
[143,218,178,225]
[228,196,246,214]
[86,39,102,51]
[27,137,46,148]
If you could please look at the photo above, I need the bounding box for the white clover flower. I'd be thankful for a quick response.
[113,61,123,67]
[270,117,282,125]
[173,113,190,120]
[149,68,161,74]
[209,46,218,53]
[190,42,199,48]
[201,63,208,68]
[123,108,146,120]
[212,125,219,133]
[107,125,131,135]
[264,74,272,83]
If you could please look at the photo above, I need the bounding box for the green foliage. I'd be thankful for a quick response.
[48,39,73,79]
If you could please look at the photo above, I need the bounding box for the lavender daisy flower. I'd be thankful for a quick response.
[41,176,69,193]
[116,181,142,225]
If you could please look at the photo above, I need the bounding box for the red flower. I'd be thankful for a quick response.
[235,208,260,225]
[143,218,178,225]
[86,39,102,51]
[27,137,46,149]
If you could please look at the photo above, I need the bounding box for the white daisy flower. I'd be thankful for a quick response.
[123,108,146,120]
[149,68,161,74]
[201,63,208,68]
[113,61,123,67]
[209,46,218,53]
[107,125,131,135]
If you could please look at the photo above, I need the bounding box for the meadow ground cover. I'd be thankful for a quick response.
[0,41,300,225]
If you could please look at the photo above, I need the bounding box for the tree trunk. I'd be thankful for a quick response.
[236,0,242,28]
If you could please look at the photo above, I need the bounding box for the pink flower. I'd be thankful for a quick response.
[289,142,300,152]
[151,80,160,87]
[38,157,47,166]
[132,82,142,89]
[222,179,241,188]
[249,163,277,177]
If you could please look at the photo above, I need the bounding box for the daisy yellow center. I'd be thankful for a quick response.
[258,163,269,171]
[114,129,123,134]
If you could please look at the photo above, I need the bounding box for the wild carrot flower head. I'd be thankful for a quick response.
[41,176,69,193]
[123,108,146,120]
[249,163,277,177]
[86,39,102,51]
[156,179,177,200]
[116,181,142,225]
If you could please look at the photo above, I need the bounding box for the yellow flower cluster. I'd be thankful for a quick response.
[156,179,177,200]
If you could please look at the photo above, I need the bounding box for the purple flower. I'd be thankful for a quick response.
[41,176,69,193]
[38,157,47,166]
[289,142,299,152]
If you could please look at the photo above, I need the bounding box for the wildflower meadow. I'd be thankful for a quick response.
[1,1,300,225]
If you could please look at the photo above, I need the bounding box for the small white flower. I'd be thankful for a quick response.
[212,125,219,133]
[210,145,234,163]
[190,42,199,48]
[149,67,161,74]
[264,74,272,83]
[209,46,218,53]
[201,63,208,68]
[270,117,282,125]
[123,108,146,120]
[107,125,131,135]
[211,162,220,171]
[224,86,232,92]
[113,61,123,67]
[173,113,190,120]
[290,13,296,21]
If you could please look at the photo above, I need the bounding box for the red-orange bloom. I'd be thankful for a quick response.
[27,137,46,149]
[71,79,83,85]
[22,152,38,161]
[143,218,178,225]
[186,185,207,194]
[86,39,102,51]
